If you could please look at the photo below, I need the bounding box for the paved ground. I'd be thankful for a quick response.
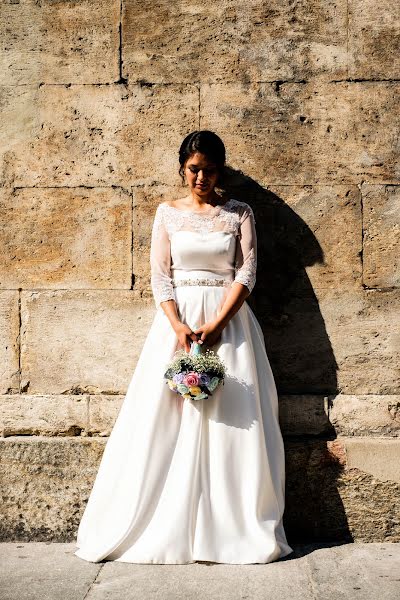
[0,541,399,599]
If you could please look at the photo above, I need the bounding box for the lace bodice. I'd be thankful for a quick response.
[150,198,257,309]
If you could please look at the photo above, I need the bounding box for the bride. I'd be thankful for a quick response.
[74,130,293,564]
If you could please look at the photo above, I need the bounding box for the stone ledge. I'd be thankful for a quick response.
[20,292,156,394]
[1,394,399,438]
[0,436,399,542]
[280,394,400,437]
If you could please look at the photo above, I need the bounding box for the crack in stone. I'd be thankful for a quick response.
[82,562,105,600]
[116,0,128,85]
[4,79,400,90]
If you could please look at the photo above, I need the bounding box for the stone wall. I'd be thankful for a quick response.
[0,0,399,542]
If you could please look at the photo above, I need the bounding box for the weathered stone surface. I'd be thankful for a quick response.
[0,187,132,289]
[1,437,399,542]
[348,0,400,79]
[0,395,89,437]
[201,82,399,185]
[362,184,400,289]
[305,543,400,599]
[20,291,155,394]
[132,184,186,299]
[1,84,198,188]
[87,395,124,436]
[0,0,120,85]
[316,289,400,395]
[3,392,397,439]
[279,394,400,437]
[0,291,20,394]
[0,85,40,187]
[265,289,400,395]
[0,543,102,600]
[122,0,348,83]
[345,438,400,483]
[285,438,400,542]
[268,185,362,290]
[329,395,400,437]
[0,437,106,542]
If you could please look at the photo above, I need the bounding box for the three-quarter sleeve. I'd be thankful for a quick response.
[150,205,175,309]
[233,204,257,294]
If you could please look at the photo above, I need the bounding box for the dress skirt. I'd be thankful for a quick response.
[74,283,293,564]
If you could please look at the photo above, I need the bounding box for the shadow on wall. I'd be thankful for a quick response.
[222,166,353,544]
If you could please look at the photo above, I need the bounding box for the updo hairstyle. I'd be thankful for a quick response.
[178,130,226,185]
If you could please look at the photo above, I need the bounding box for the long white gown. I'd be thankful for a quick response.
[74,197,293,564]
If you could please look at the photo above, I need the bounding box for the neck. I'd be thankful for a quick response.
[189,189,220,206]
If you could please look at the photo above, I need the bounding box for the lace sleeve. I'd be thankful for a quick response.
[150,205,175,309]
[233,204,257,294]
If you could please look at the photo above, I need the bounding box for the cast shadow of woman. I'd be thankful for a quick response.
[222,166,353,555]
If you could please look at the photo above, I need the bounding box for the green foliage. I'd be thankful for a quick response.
[164,348,226,380]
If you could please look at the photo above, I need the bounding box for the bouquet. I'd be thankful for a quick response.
[164,341,226,401]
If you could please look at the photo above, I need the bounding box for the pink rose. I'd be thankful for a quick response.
[182,371,200,387]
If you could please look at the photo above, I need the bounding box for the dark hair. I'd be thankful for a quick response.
[178,130,226,184]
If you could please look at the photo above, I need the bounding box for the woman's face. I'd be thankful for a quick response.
[183,152,219,194]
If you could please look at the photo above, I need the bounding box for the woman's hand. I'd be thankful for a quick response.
[193,319,224,348]
[173,321,200,353]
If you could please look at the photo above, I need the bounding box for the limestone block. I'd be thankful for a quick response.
[285,438,400,542]
[0,85,40,187]
[87,395,124,436]
[348,0,400,79]
[278,395,329,437]
[329,395,400,437]
[362,184,400,288]
[266,289,399,395]
[122,0,348,83]
[269,185,362,290]
[0,186,132,289]
[1,84,198,188]
[0,0,120,85]
[20,291,156,394]
[344,437,400,482]
[0,291,20,394]
[280,394,400,437]
[0,395,89,437]
[132,185,187,299]
[1,437,399,542]
[200,81,399,185]
[318,289,400,394]
[0,437,106,542]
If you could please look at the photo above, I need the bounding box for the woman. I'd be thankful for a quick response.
[74,130,293,564]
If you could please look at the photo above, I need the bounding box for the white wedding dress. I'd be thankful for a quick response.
[74,198,293,564]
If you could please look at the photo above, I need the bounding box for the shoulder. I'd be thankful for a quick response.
[159,198,186,209]
[156,199,187,215]
[159,200,172,208]
[152,200,181,233]
[157,201,169,211]
[152,202,170,227]
[154,200,175,216]
[226,198,255,222]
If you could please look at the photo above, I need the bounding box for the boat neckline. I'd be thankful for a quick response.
[161,198,234,214]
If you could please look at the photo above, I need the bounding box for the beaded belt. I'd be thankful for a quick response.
[172,277,232,288]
